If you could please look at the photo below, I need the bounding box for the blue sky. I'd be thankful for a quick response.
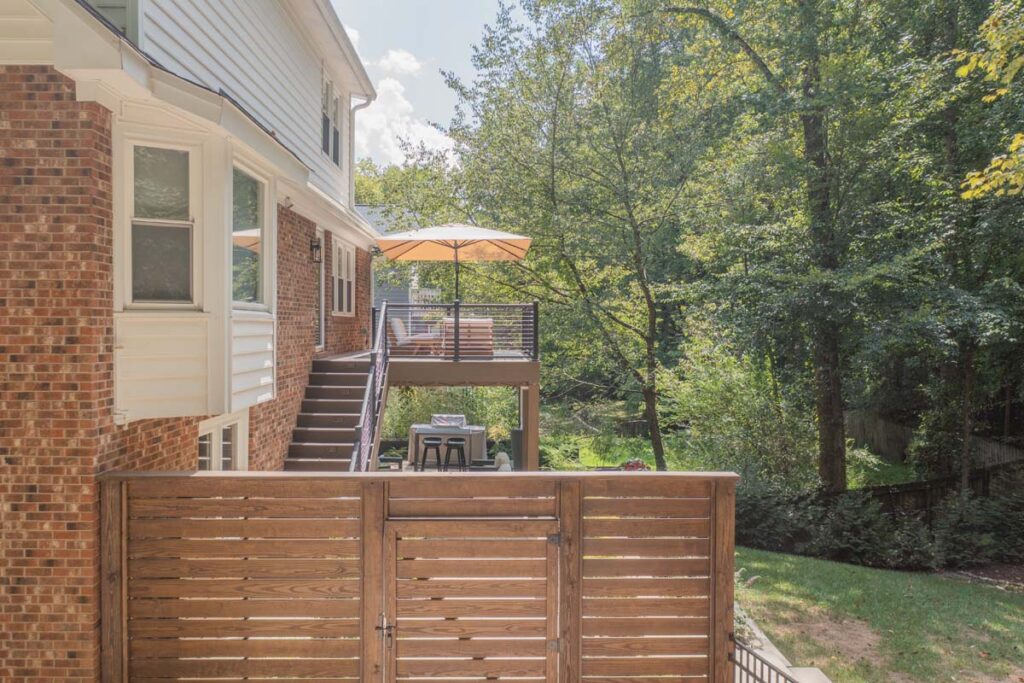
[330,0,505,166]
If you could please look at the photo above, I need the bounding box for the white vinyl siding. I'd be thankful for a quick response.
[114,313,209,420]
[140,0,349,203]
[230,311,275,411]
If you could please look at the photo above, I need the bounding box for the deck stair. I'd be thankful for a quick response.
[284,356,370,471]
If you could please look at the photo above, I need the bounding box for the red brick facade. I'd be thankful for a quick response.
[247,209,372,471]
[0,66,371,682]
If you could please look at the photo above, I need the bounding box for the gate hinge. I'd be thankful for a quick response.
[547,533,561,545]
[547,638,560,652]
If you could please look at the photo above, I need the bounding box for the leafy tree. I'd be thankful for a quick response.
[958,0,1024,198]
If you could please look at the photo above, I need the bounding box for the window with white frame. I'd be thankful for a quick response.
[322,75,341,166]
[333,241,356,316]
[130,144,194,303]
[315,228,325,348]
[197,412,248,471]
[231,167,266,306]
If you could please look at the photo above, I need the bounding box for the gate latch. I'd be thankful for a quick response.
[375,614,395,649]
[547,533,561,545]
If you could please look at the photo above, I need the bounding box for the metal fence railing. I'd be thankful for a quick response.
[351,301,389,471]
[374,301,538,361]
[732,635,801,683]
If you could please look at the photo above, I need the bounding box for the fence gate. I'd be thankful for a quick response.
[101,473,735,683]
[372,478,561,683]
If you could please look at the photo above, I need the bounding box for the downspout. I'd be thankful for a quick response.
[349,97,372,206]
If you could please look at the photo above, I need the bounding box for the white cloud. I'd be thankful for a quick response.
[356,77,453,165]
[374,48,422,76]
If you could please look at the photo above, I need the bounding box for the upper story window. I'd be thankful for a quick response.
[130,144,195,304]
[232,167,265,306]
[333,241,355,316]
[322,75,341,167]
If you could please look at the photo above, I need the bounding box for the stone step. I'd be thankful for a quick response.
[287,442,354,459]
[292,427,358,444]
[284,458,352,472]
[296,412,360,428]
[309,372,368,387]
[301,398,363,414]
[306,385,365,400]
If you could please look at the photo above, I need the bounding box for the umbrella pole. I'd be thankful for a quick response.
[454,247,460,302]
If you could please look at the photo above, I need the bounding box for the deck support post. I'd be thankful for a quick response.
[520,383,540,470]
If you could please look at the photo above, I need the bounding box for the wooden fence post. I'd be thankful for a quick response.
[100,478,127,683]
[360,480,386,682]
[558,480,582,683]
[710,478,737,683]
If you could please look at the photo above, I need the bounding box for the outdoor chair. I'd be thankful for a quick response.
[388,317,441,356]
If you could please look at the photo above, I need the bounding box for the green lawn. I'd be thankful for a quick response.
[736,547,1024,682]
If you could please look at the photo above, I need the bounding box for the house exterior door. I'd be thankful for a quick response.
[378,518,560,683]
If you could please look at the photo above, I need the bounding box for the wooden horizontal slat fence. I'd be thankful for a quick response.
[100,472,737,683]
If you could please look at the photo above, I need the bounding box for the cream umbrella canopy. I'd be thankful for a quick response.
[375,224,532,300]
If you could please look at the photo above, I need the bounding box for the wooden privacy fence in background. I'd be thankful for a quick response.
[100,471,737,683]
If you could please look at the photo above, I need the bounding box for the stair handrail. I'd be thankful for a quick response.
[350,302,389,471]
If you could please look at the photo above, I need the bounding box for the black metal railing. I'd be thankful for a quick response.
[374,301,539,361]
[732,635,800,683]
[351,302,389,472]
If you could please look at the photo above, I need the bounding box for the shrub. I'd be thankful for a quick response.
[659,328,818,489]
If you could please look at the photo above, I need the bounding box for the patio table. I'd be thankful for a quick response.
[407,423,487,468]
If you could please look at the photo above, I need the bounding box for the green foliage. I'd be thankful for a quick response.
[845,447,919,488]
[659,323,817,488]
[380,386,518,442]
[736,479,1024,570]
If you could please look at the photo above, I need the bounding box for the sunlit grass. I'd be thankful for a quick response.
[737,547,1024,682]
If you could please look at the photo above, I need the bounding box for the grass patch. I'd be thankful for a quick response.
[736,547,1024,682]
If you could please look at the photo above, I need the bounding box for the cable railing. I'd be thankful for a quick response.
[374,301,539,361]
[732,635,801,683]
[350,301,389,472]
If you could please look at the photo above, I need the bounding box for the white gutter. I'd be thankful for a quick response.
[349,97,373,206]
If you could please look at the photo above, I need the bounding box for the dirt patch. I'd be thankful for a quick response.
[944,563,1024,592]
[773,611,882,666]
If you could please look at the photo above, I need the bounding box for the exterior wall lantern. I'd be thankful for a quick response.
[310,237,323,264]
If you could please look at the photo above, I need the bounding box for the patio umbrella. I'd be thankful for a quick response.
[375,224,532,300]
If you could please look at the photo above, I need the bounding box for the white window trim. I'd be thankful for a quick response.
[332,239,356,317]
[316,227,326,350]
[322,71,342,167]
[198,410,250,471]
[231,160,273,312]
[124,138,204,310]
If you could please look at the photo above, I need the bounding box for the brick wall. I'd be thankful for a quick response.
[0,66,204,683]
[247,209,372,470]
[320,231,372,357]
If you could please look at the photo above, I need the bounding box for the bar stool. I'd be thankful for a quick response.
[443,437,468,472]
[418,437,444,471]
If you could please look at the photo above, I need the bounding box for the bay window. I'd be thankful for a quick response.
[130,145,193,303]
[232,167,265,305]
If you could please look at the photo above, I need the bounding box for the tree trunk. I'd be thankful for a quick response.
[799,2,847,492]
[642,384,668,471]
[960,343,976,495]
[814,329,847,491]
